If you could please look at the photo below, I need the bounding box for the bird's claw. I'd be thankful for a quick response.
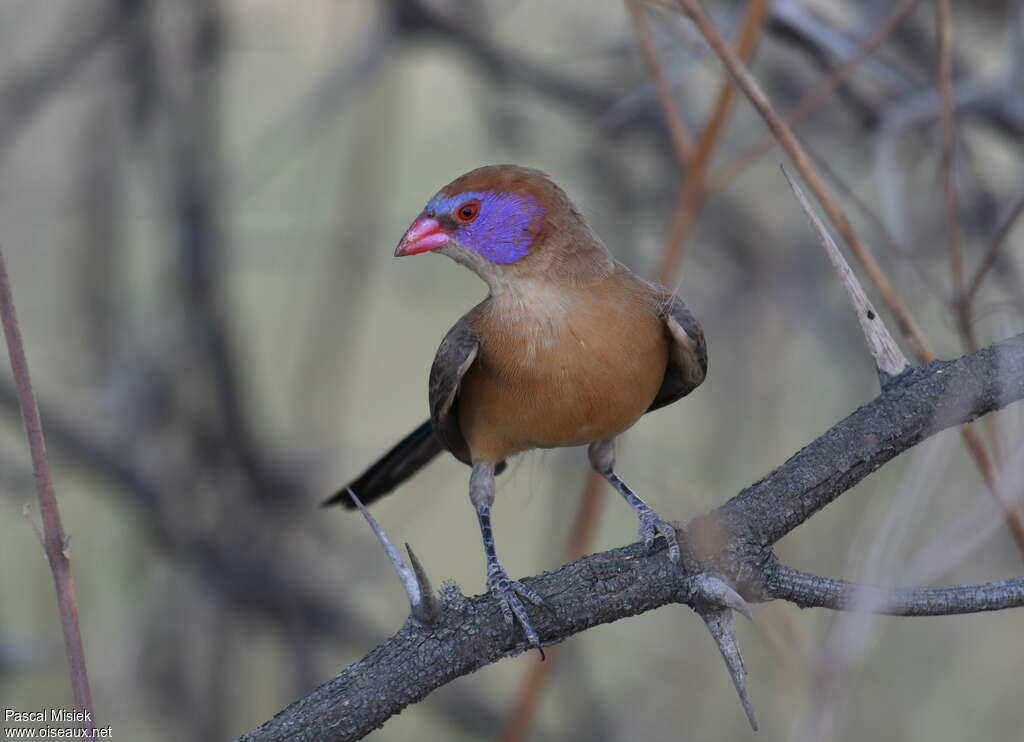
[487,564,546,657]
[638,508,681,564]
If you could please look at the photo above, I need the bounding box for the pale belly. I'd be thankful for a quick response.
[457,314,668,462]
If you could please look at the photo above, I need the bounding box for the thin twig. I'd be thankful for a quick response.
[673,0,1024,557]
[674,0,932,361]
[959,425,1024,552]
[964,189,1024,307]
[627,0,693,166]
[936,0,967,343]
[501,652,556,742]
[711,0,923,190]
[0,245,96,729]
[768,562,1024,614]
[658,0,769,284]
[781,166,910,381]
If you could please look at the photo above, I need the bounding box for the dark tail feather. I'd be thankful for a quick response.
[323,420,444,508]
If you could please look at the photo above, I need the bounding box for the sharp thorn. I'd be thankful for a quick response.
[701,608,758,731]
[780,164,911,382]
[349,488,431,619]
[405,543,440,624]
[692,573,754,621]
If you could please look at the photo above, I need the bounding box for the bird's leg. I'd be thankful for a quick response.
[588,439,680,564]
[470,462,546,655]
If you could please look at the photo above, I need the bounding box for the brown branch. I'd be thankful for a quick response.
[237,332,1024,742]
[657,0,769,284]
[937,0,967,343]
[627,0,693,165]
[500,653,555,742]
[0,245,96,731]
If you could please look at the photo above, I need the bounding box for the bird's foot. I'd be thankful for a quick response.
[636,506,681,564]
[487,560,546,657]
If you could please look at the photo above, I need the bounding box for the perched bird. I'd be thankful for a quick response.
[325,165,707,650]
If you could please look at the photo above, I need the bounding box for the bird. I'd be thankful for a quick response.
[325,164,707,652]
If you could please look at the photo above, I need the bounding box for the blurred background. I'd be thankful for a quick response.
[1,0,1023,740]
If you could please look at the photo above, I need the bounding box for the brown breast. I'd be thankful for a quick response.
[456,266,669,463]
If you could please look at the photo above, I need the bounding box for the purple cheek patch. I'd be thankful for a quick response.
[425,190,545,265]
[462,191,544,264]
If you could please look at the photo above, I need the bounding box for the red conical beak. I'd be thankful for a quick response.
[395,214,450,257]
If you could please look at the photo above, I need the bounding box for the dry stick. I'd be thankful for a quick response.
[965,192,1024,306]
[0,245,96,729]
[501,6,770,739]
[937,0,967,343]
[936,0,1014,527]
[710,0,923,191]
[781,166,910,379]
[675,0,932,361]
[658,0,769,283]
[934,0,1006,480]
[627,0,693,166]
[960,191,1024,483]
[674,0,1024,556]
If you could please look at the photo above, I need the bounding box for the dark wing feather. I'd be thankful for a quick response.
[322,316,508,510]
[647,295,708,413]
[322,420,443,508]
[429,317,480,465]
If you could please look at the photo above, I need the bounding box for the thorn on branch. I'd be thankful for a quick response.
[348,488,440,624]
[405,542,440,622]
[684,573,756,729]
[237,334,1024,741]
[699,607,758,731]
[781,164,911,385]
[688,572,753,621]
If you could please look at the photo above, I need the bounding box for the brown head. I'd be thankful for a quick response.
[394,165,612,291]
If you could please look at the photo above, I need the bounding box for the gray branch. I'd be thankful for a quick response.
[716,332,1024,550]
[237,332,1024,741]
[764,561,1024,615]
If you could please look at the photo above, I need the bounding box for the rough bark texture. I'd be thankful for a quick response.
[765,561,1024,614]
[237,332,1024,742]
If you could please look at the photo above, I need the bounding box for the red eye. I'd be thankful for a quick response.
[454,200,480,224]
